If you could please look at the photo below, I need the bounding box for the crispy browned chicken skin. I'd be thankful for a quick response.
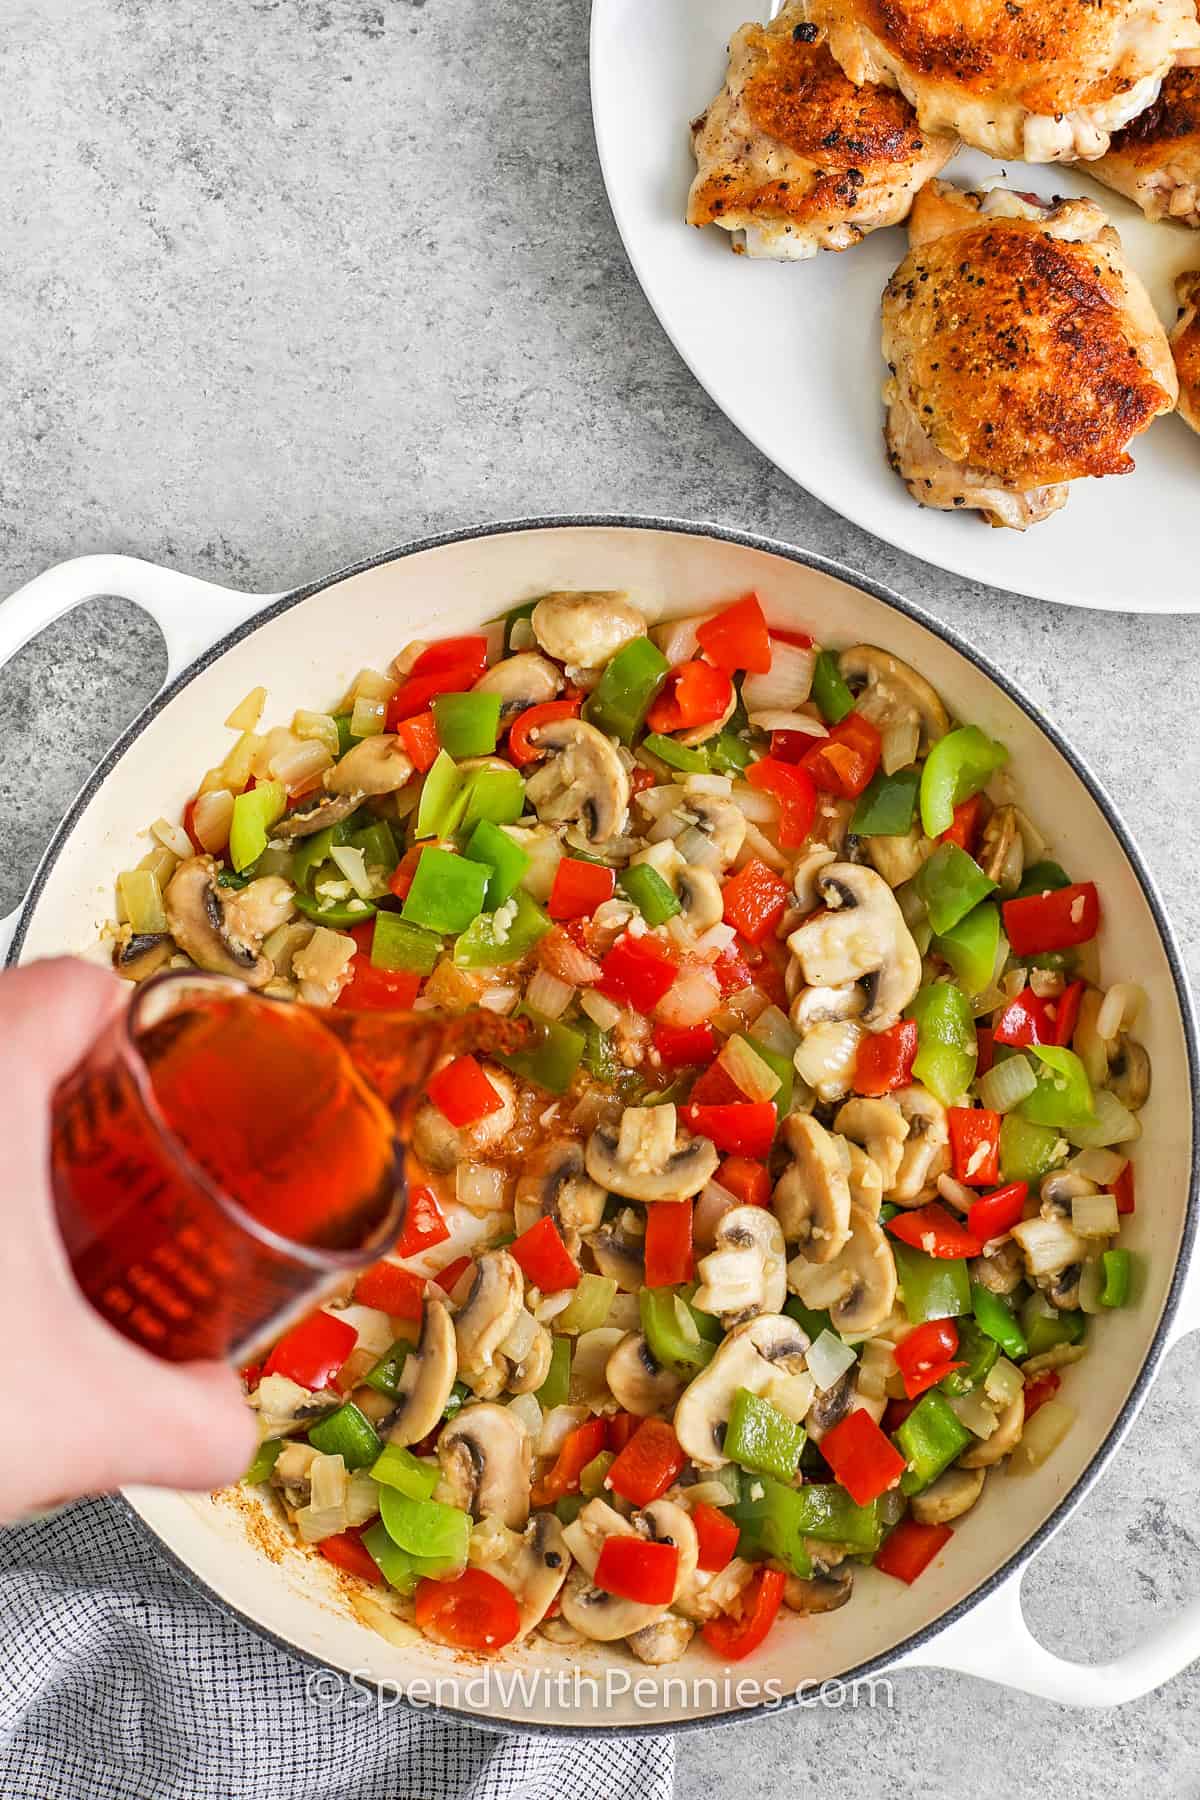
[1091,67,1200,227]
[802,0,1200,161]
[881,183,1178,529]
[1172,270,1200,434]
[687,4,957,259]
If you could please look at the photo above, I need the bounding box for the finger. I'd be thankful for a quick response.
[1,956,128,1090]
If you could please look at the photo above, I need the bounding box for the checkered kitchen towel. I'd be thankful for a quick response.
[0,1499,676,1800]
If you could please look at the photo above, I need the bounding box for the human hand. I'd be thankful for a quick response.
[1,957,255,1523]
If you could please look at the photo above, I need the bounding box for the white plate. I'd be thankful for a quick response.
[590,0,1200,611]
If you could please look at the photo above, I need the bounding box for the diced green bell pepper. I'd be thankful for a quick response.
[894,1389,973,1493]
[370,1442,440,1500]
[908,981,977,1104]
[743,1034,794,1121]
[934,901,1000,998]
[1015,859,1072,900]
[378,1488,471,1568]
[582,638,670,744]
[707,726,754,775]
[401,846,489,935]
[919,726,1009,838]
[363,1338,416,1398]
[371,910,442,975]
[1101,1248,1133,1308]
[618,863,681,926]
[291,820,356,892]
[307,1401,383,1471]
[229,780,287,872]
[242,1437,284,1485]
[1017,1046,1095,1132]
[892,1239,971,1322]
[536,1335,572,1408]
[581,1018,620,1085]
[850,767,920,836]
[730,1476,812,1577]
[971,1284,1028,1360]
[350,819,399,876]
[999,1112,1064,1185]
[459,766,526,831]
[938,1318,999,1396]
[1021,1292,1087,1357]
[640,1287,717,1375]
[333,712,356,756]
[581,1450,616,1497]
[738,1479,882,1557]
[642,732,709,774]
[463,818,529,909]
[453,887,552,965]
[292,890,377,927]
[431,691,501,758]
[416,750,466,839]
[500,599,536,651]
[725,1387,805,1481]
[784,1297,833,1341]
[444,1380,470,1421]
[497,1006,585,1094]
[915,843,997,936]
[812,650,855,725]
[555,1493,587,1526]
[362,1520,463,1591]
[677,1285,724,1341]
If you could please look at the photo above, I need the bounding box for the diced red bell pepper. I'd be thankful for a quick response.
[894,1318,963,1401]
[394,710,440,773]
[769,626,814,650]
[886,1202,983,1260]
[644,1199,694,1288]
[414,1568,521,1651]
[692,1501,741,1573]
[548,857,616,920]
[745,757,818,848]
[882,1396,918,1433]
[1054,979,1085,1048]
[1002,882,1100,956]
[533,1417,610,1506]
[966,1180,1028,1244]
[820,1407,908,1505]
[594,1536,679,1606]
[687,1061,745,1106]
[712,943,756,995]
[681,1100,778,1159]
[992,988,1056,1048]
[769,729,824,763]
[354,1260,426,1320]
[319,1527,387,1586]
[939,794,985,855]
[387,637,490,725]
[721,858,790,945]
[608,1412,639,1453]
[800,713,881,799]
[428,1054,504,1129]
[645,661,734,734]
[240,1359,262,1390]
[695,594,772,675]
[435,1255,473,1293]
[597,933,679,1011]
[1023,1368,1062,1420]
[506,699,582,767]
[717,1156,771,1208]
[509,1215,581,1292]
[388,844,424,901]
[606,1418,687,1507]
[701,1567,786,1661]
[854,1020,918,1096]
[874,1518,952,1585]
[395,1184,451,1258]
[263,1310,358,1390]
[653,1020,717,1068]
[630,765,657,795]
[182,795,208,854]
[947,1107,1001,1187]
[976,1027,995,1078]
[1114,1161,1135,1215]
[413,636,490,678]
[336,923,422,1010]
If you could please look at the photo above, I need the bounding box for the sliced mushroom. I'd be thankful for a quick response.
[1040,1170,1095,1221]
[453,1251,524,1398]
[682,792,746,868]
[787,864,921,1029]
[411,1066,516,1173]
[273,791,360,840]
[772,1114,852,1261]
[113,931,172,982]
[961,1391,1025,1468]
[911,1464,987,1525]
[164,856,275,987]
[497,1512,572,1637]
[673,1313,811,1469]
[531,591,646,670]
[585,1104,718,1203]
[787,1204,897,1335]
[693,1204,787,1326]
[436,1402,531,1528]
[1109,1036,1151,1111]
[970,1238,1024,1295]
[514,1139,607,1258]
[783,1569,854,1614]
[474,651,564,721]
[589,1216,646,1292]
[324,733,414,798]
[846,1143,883,1217]
[789,983,867,1033]
[559,1565,662,1642]
[524,717,630,845]
[838,646,949,760]
[890,1087,950,1203]
[1010,1214,1088,1280]
[674,864,725,932]
[558,1496,690,1642]
[387,1298,458,1446]
[606,1332,686,1416]
[864,826,933,889]
[222,874,296,945]
[1039,1263,1083,1310]
[627,1615,695,1664]
[792,845,838,914]
[509,1323,555,1394]
[833,1101,907,1192]
[791,1018,864,1105]
[977,805,1023,894]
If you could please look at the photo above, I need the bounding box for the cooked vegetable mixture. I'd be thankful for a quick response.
[113,589,1148,1662]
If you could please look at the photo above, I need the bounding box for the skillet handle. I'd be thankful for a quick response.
[0,552,281,961]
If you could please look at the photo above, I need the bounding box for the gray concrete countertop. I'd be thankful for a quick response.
[2,0,1199,1791]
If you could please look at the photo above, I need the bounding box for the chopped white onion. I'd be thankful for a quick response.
[746,710,827,737]
[292,709,341,754]
[713,988,771,1034]
[730,784,782,825]
[538,1404,590,1457]
[350,695,387,739]
[947,1389,998,1440]
[1097,982,1144,1043]
[478,984,521,1014]
[806,1329,857,1393]
[1007,1399,1075,1475]
[652,613,711,667]
[984,1357,1025,1407]
[534,1289,575,1323]
[741,641,816,712]
[685,1479,741,1509]
[857,1337,898,1401]
[1066,1088,1141,1148]
[151,816,195,861]
[740,821,789,873]
[330,844,375,900]
[880,716,920,776]
[1070,1191,1120,1239]
[270,737,333,790]
[456,1165,506,1212]
[1068,1147,1128,1186]
[500,1308,539,1363]
[526,968,575,1020]
[654,961,721,1027]
[750,1004,799,1059]
[683,773,733,797]
[978,1052,1037,1114]
[225,686,268,732]
[508,1391,543,1437]
[191,787,235,854]
[693,921,737,956]
[676,825,725,871]
[581,989,622,1031]
[717,1034,781,1102]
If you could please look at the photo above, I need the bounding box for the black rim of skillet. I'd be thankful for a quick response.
[10,513,1199,1738]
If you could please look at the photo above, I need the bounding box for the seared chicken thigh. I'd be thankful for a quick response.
[1171,269,1200,433]
[687,5,957,260]
[801,0,1200,161]
[1091,68,1200,227]
[881,183,1177,529]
